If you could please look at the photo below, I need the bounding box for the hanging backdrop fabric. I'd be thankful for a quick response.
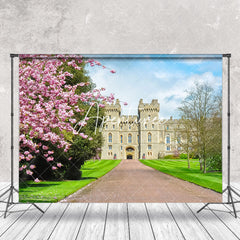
[18,54,222,203]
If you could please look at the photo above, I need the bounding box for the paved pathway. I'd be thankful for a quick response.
[61,159,222,203]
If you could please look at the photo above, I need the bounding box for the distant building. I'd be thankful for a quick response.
[101,99,184,159]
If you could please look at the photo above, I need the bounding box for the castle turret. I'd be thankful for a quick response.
[105,99,121,120]
[138,99,160,121]
[138,99,160,159]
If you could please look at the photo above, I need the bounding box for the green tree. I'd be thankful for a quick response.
[178,82,222,173]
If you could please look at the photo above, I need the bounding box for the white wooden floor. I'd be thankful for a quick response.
[0,182,240,240]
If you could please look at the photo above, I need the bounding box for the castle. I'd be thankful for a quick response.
[101,99,183,160]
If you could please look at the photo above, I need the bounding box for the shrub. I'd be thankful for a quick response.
[164,154,175,159]
[207,154,222,171]
[179,153,188,159]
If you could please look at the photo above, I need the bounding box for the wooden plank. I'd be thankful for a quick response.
[128,203,155,240]
[188,203,239,240]
[0,182,11,203]
[0,203,32,237]
[232,182,240,191]
[104,203,129,240]
[0,189,22,218]
[146,203,184,240]
[0,203,50,240]
[167,203,212,240]
[76,203,107,240]
[23,203,69,240]
[49,203,88,240]
[0,182,10,192]
[203,203,240,238]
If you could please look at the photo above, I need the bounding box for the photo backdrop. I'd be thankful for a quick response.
[19,54,223,203]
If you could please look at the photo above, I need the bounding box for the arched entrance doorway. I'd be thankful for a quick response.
[126,147,135,159]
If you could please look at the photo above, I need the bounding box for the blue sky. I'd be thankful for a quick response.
[85,55,222,119]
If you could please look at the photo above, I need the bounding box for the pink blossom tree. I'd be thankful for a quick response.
[19,54,115,181]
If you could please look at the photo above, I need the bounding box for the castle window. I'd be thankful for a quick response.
[120,125,122,130]
[148,133,152,143]
[166,135,170,144]
[129,125,131,130]
[167,146,170,151]
[108,133,112,143]
[148,115,151,120]
[120,135,123,143]
[166,125,169,130]
[145,124,147,129]
[113,124,115,129]
[121,146,123,150]
[109,115,111,119]
[178,147,181,151]
[128,134,132,143]
[148,145,152,150]
[177,136,181,144]
[152,124,154,129]
[109,145,112,150]
[106,125,108,129]
[137,135,139,144]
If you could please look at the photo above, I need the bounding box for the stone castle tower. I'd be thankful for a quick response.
[101,99,181,159]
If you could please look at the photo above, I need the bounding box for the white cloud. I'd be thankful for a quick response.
[88,63,221,119]
[150,72,221,118]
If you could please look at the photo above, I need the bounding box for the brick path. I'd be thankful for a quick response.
[61,159,222,202]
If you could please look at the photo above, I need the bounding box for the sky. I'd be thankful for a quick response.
[85,55,222,119]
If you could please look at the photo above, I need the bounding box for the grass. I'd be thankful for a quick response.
[140,159,222,193]
[19,160,121,203]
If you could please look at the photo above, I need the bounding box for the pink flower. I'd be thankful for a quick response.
[89,137,93,141]
[57,163,62,168]
[68,157,72,161]
[80,132,88,139]
[46,156,54,162]
[123,102,128,106]
[69,118,77,124]
[99,103,105,108]
[42,145,48,150]
[26,170,33,175]
[110,70,116,73]
[52,166,57,170]
[30,165,36,169]
[34,178,40,183]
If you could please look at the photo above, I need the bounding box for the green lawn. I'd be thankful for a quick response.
[140,159,222,193]
[19,160,121,203]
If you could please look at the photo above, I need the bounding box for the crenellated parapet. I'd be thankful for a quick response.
[104,99,121,117]
[138,99,160,113]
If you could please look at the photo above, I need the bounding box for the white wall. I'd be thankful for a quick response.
[0,0,239,185]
